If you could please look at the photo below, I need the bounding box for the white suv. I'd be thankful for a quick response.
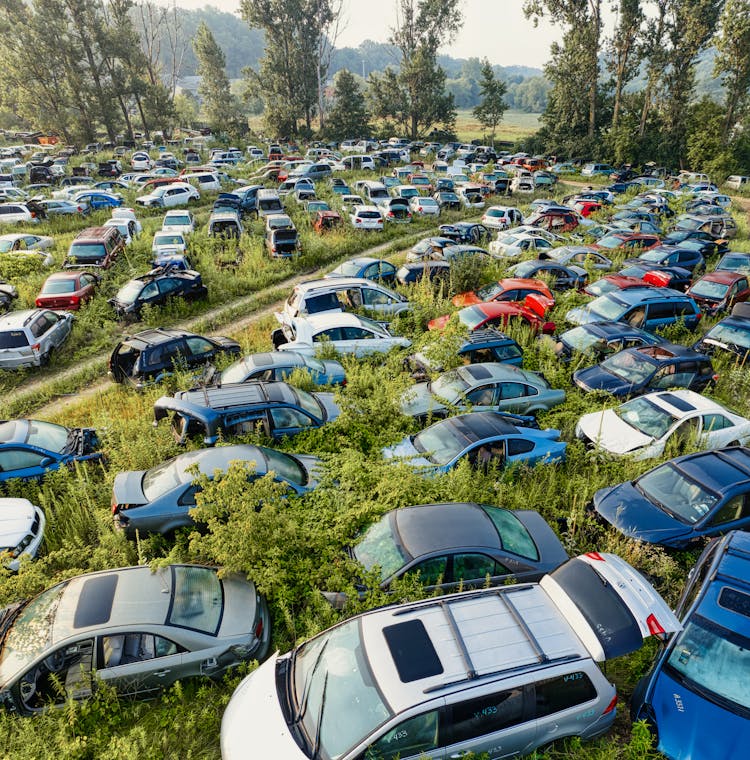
[350,205,384,230]
[0,309,74,368]
[221,552,679,760]
[0,203,37,225]
[135,183,199,208]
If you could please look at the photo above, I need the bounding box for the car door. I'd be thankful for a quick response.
[494,382,530,414]
[0,447,56,481]
[355,707,446,760]
[340,325,386,357]
[268,405,320,437]
[442,685,533,760]
[463,384,499,412]
[183,335,218,367]
[700,492,750,538]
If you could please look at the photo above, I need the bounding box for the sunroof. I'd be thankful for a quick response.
[73,574,118,628]
[383,620,443,683]
[659,392,695,412]
[466,365,492,380]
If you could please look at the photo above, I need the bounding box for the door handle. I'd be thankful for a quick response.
[153,669,171,677]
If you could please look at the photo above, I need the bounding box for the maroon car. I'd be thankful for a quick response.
[36,271,98,310]
[687,271,750,315]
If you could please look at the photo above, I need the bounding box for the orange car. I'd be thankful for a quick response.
[452,278,554,308]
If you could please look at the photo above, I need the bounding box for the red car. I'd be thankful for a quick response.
[428,296,555,334]
[592,231,661,252]
[35,271,99,310]
[584,274,656,298]
[573,200,603,217]
[524,210,580,233]
[687,271,750,315]
[452,278,554,308]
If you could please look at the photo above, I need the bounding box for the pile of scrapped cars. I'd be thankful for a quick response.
[1,140,750,759]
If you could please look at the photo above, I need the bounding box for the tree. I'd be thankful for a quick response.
[193,21,243,136]
[324,69,370,140]
[472,59,507,146]
[368,0,462,139]
[714,0,750,140]
[605,0,644,130]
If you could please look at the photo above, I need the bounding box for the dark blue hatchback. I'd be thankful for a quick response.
[594,447,750,548]
[632,530,750,759]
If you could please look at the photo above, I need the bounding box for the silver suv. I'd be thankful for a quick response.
[221,553,680,760]
[0,309,73,368]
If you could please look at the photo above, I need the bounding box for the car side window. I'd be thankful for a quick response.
[707,495,750,527]
[465,385,496,406]
[101,633,184,667]
[534,672,597,718]
[703,413,733,432]
[452,553,509,582]
[20,639,94,709]
[405,557,448,586]
[141,282,159,299]
[497,382,527,401]
[507,438,535,456]
[362,288,393,306]
[449,687,525,745]
[158,278,182,295]
[185,337,214,356]
[364,710,440,760]
[270,407,314,429]
[343,327,375,340]
[314,328,343,342]
[0,448,48,472]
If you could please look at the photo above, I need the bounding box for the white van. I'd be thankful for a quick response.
[725,175,750,191]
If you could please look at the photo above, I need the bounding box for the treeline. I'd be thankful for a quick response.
[522,0,750,176]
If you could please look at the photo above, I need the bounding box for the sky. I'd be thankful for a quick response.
[152,0,566,69]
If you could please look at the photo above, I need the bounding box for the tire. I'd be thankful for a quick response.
[39,348,53,367]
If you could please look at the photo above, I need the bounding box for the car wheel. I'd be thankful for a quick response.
[39,347,53,366]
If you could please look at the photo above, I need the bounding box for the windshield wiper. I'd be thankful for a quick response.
[311,671,329,760]
[293,638,328,726]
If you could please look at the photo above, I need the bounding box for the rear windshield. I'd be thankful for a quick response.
[550,558,640,659]
[167,566,223,635]
[274,230,297,242]
[0,329,29,348]
[41,279,76,294]
[358,211,381,219]
[68,243,106,262]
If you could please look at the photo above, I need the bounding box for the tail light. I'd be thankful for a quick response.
[603,694,618,715]
[31,342,40,352]
[388,211,394,217]
[69,295,80,306]
[646,614,666,638]
[712,373,720,382]
[35,299,42,308]
[696,312,702,320]
[254,619,264,639]
[355,218,361,224]
[77,206,83,212]
[585,551,604,561]
[30,211,36,218]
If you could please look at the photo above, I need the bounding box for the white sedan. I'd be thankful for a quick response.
[408,196,441,216]
[136,183,200,208]
[575,389,750,460]
[489,230,559,258]
[274,312,411,358]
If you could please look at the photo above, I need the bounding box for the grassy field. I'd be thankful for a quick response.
[455,108,541,144]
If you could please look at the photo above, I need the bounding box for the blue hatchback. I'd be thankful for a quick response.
[594,447,750,548]
[632,530,750,759]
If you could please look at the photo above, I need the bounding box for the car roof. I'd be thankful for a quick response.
[393,503,502,558]
[175,381,298,409]
[639,389,727,416]
[457,362,540,386]
[299,311,371,328]
[431,411,520,443]
[120,328,195,348]
[459,328,517,348]
[670,447,750,495]
[609,286,691,304]
[0,309,43,329]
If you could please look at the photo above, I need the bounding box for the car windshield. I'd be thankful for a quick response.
[142,456,190,501]
[562,326,605,352]
[691,279,729,300]
[261,447,306,486]
[41,279,76,294]
[0,240,17,252]
[166,214,190,225]
[0,581,69,683]
[412,421,466,465]
[512,261,539,278]
[665,616,750,714]
[357,315,388,336]
[353,515,407,580]
[0,419,70,453]
[294,388,323,418]
[154,234,184,246]
[595,235,627,249]
[586,279,619,297]
[476,282,504,300]
[481,506,538,560]
[115,280,143,304]
[717,254,750,273]
[638,249,667,263]
[614,396,676,438]
[704,322,750,350]
[67,243,106,262]
[333,261,364,277]
[586,294,630,321]
[600,351,657,384]
[430,369,470,403]
[458,306,489,330]
[636,464,719,523]
[294,618,391,760]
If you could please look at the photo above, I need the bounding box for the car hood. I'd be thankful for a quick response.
[221,654,307,760]
[574,365,636,395]
[382,436,433,468]
[399,383,448,417]
[649,668,750,760]
[112,470,147,506]
[577,409,653,454]
[0,500,36,548]
[452,292,482,307]
[593,482,692,545]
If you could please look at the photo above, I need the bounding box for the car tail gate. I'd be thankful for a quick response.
[540,552,681,661]
[525,292,554,317]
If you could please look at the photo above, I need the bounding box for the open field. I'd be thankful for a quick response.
[455,108,541,143]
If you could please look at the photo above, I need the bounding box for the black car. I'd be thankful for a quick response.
[108,265,208,319]
[573,342,716,398]
[438,222,490,244]
[663,229,729,254]
[109,328,241,389]
[322,502,569,607]
[508,259,588,291]
[433,191,461,210]
[552,321,665,363]
[693,302,750,361]
[625,244,705,275]
[618,263,693,292]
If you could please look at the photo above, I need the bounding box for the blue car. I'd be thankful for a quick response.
[383,410,566,476]
[0,419,101,482]
[573,342,715,398]
[216,351,346,386]
[593,447,750,548]
[74,191,123,210]
[716,251,750,275]
[626,244,705,275]
[693,302,750,360]
[632,530,750,758]
[324,257,397,283]
[566,286,701,332]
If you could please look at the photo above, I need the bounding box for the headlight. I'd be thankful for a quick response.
[12,534,33,558]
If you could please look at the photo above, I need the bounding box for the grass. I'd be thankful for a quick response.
[454,108,541,143]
